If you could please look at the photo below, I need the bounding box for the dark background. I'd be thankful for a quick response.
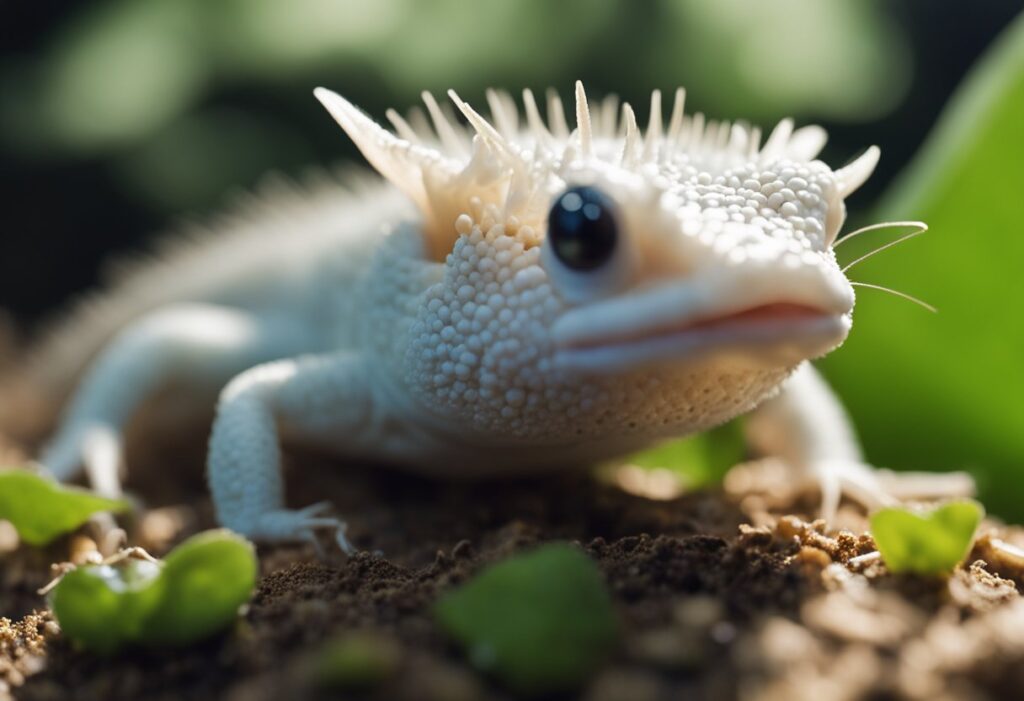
[1,0,1020,327]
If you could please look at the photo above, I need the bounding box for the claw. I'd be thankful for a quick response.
[335,523,355,555]
[303,529,327,559]
[813,459,973,526]
[299,501,333,517]
[817,459,900,519]
[248,507,355,556]
[816,463,841,525]
[874,469,975,500]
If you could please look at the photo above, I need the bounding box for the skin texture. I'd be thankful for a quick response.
[35,83,973,550]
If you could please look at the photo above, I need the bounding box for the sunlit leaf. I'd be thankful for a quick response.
[0,470,128,546]
[870,499,983,575]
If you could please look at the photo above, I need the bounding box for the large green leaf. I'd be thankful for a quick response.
[820,13,1024,520]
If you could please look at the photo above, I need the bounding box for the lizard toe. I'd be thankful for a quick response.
[246,508,354,555]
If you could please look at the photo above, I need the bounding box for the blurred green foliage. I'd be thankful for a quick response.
[821,13,1024,521]
[870,500,983,575]
[313,631,402,691]
[0,470,127,546]
[435,543,617,694]
[2,0,906,213]
[624,420,745,490]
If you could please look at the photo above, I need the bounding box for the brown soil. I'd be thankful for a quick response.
[2,431,1024,701]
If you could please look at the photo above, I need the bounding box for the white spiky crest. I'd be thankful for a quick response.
[314,83,880,260]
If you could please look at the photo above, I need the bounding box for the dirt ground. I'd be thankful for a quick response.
[2,420,1024,701]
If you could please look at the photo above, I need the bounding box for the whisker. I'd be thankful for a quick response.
[833,220,927,249]
[851,282,937,313]
[841,227,927,273]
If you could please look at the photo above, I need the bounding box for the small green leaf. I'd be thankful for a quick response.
[0,469,129,546]
[870,499,984,575]
[140,529,257,645]
[50,529,257,653]
[435,543,617,695]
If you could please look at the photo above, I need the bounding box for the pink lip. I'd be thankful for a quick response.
[563,302,831,350]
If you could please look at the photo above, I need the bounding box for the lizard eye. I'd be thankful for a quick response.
[547,186,618,271]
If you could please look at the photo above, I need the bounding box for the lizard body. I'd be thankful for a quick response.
[33,83,972,549]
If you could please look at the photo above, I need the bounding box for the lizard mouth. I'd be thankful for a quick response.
[551,280,852,373]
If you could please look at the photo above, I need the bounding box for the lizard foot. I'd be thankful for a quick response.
[243,502,354,555]
[39,422,124,498]
[814,459,976,524]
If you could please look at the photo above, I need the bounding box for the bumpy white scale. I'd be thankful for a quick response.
[31,82,973,549]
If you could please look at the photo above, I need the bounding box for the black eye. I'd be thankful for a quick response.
[548,186,618,271]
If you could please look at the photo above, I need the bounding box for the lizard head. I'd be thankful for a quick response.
[316,83,876,446]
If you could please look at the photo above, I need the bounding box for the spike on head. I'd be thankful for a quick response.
[620,103,639,166]
[727,123,748,154]
[385,108,420,143]
[835,146,880,199]
[598,94,620,139]
[688,112,705,150]
[522,88,552,146]
[314,87,441,212]
[546,88,569,139]
[787,125,828,162]
[642,90,663,159]
[447,89,506,147]
[421,91,467,156]
[667,88,686,142]
[715,120,731,150]
[485,88,518,138]
[574,81,593,157]
[760,118,794,160]
[747,125,762,158]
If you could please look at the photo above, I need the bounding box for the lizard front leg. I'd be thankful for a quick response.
[42,304,316,497]
[744,362,974,521]
[207,353,379,552]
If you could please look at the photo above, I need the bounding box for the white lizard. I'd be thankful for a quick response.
[31,82,973,551]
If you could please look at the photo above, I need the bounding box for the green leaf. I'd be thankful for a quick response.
[624,419,745,489]
[0,470,129,546]
[819,12,1024,521]
[870,499,984,575]
[313,631,401,690]
[435,543,617,695]
[140,529,257,645]
[50,529,257,653]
